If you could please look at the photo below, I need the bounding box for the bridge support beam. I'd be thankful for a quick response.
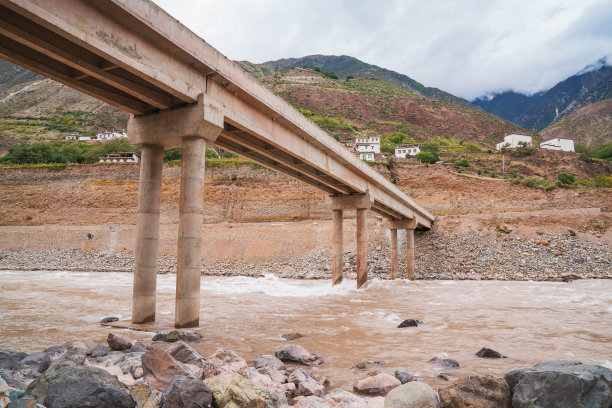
[388,219,417,280]
[326,193,373,288]
[132,144,164,324]
[390,228,398,279]
[128,95,223,327]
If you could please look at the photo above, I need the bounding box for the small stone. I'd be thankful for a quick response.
[151,333,166,342]
[281,332,305,341]
[394,368,417,384]
[429,357,459,368]
[475,347,504,358]
[353,372,400,396]
[163,375,212,408]
[275,345,324,366]
[107,333,131,351]
[90,344,110,358]
[165,331,180,343]
[100,317,119,324]
[397,319,422,328]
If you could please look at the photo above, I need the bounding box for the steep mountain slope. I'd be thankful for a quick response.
[473,57,612,131]
[236,54,473,108]
[0,60,42,96]
[259,67,526,148]
[539,99,612,147]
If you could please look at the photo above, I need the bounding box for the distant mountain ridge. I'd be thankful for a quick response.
[473,57,612,131]
[236,55,473,108]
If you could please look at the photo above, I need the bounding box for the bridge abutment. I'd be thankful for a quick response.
[327,193,374,288]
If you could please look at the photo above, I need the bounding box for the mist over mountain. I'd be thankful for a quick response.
[473,57,612,131]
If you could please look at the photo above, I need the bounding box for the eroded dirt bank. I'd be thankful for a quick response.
[0,163,610,280]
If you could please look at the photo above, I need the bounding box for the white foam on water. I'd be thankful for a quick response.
[439,281,458,285]
[200,274,359,298]
[383,313,402,324]
[602,360,612,370]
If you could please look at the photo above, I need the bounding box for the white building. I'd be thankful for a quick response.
[355,136,380,154]
[96,129,128,140]
[395,144,420,158]
[77,136,92,141]
[496,134,533,150]
[359,152,375,161]
[99,152,140,163]
[540,138,575,152]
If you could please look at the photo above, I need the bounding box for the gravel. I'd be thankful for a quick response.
[0,229,609,281]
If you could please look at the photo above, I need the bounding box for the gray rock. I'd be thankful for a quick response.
[395,368,417,384]
[384,381,439,408]
[353,372,401,396]
[48,342,87,370]
[297,379,325,398]
[151,333,166,342]
[397,319,422,328]
[43,378,135,408]
[100,316,119,323]
[163,341,206,368]
[90,344,110,358]
[7,396,37,408]
[164,375,212,408]
[165,331,180,343]
[13,353,50,373]
[476,348,504,359]
[504,360,612,408]
[0,368,41,388]
[288,368,316,385]
[107,333,131,351]
[129,345,147,353]
[254,355,286,372]
[41,346,67,363]
[0,351,28,370]
[275,345,324,366]
[23,365,127,404]
[203,348,249,379]
[116,352,145,378]
[429,357,459,369]
[281,333,305,341]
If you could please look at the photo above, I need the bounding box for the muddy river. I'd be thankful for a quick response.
[1,270,611,389]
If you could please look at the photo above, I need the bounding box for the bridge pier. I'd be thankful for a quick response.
[327,193,373,288]
[128,95,223,327]
[388,219,417,280]
[132,144,164,324]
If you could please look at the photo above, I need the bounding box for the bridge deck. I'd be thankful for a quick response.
[0,0,433,227]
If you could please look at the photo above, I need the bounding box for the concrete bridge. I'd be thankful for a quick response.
[0,0,434,328]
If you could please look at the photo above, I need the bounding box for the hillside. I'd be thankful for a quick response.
[473,58,612,131]
[236,54,473,108]
[539,99,612,147]
[258,67,528,148]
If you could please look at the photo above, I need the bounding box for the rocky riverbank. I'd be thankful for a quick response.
[1,329,611,407]
[0,224,610,281]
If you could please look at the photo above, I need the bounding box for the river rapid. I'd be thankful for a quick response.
[1,270,611,389]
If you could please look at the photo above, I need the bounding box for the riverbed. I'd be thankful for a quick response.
[1,270,611,389]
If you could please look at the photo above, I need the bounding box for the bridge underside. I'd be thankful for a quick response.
[0,0,435,328]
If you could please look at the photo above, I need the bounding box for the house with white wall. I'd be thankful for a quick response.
[354,136,380,154]
[395,144,420,158]
[359,152,375,162]
[540,138,575,152]
[496,134,533,150]
[96,129,128,140]
[99,152,140,163]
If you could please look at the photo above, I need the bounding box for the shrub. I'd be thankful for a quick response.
[456,158,470,167]
[415,151,439,164]
[594,175,612,188]
[420,141,440,155]
[579,153,595,163]
[557,172,575,185]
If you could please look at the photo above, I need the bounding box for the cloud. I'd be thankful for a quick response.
[154,0,612,100]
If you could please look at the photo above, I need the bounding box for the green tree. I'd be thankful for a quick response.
[415,151,439,163]
[420,141,440,155]
[163,148,182,162]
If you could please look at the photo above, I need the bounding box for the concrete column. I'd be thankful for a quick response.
[332,209,343,285]
[390,228,398,279]
[356,208,368,288]
[175,136,206,328]
[406,227,415,280]
[132,144,164,324]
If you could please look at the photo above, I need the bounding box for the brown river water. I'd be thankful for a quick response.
[1,270,611,391]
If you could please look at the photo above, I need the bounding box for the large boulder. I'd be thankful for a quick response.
[438,375,511,408]
[297,379,325,398]
[141,350,197,390]
[12,353,50,374]
[275,345,324,366]
[353,373,401,396]
[429,357,459,369]
[163,341,206,368]
[90,344,111,358]
[324,388,369,407]
[107,333,132,351]
[288,368,315,385]
[43,377,135,408]
[394,369,416,385]
[203,349,249,378]
[23,365,126,404]
[384,382,439,408]
[254,355,286,372]
[204,372,285,407]
[164,375,213,408]
[504,360,612,408]
[0,352,27,370]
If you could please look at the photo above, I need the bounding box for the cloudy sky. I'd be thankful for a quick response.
[155,0,612,100]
